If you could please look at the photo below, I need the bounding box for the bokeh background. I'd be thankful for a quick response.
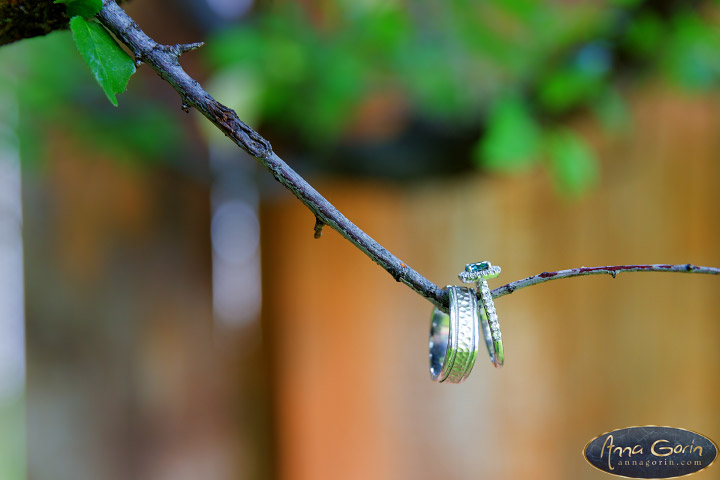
[1,0,720,479]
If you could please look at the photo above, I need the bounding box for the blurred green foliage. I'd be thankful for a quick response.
[476,95,541,173]
[663,12,720,89]
[546,128,599,195]
[3,0,720,194]
[0,31,181,168]
[205,0,720,195]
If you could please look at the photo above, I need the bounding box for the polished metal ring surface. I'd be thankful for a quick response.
[429,286,480,383]
[460,261,504,368]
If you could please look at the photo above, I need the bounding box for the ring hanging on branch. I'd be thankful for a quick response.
[429,286,480,384]
[460,261,504,368]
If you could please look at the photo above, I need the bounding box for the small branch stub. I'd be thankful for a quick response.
[159,41,205,59]
[313,217,325,239]
[176,41,204,54]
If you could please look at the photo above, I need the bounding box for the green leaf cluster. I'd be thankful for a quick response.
[475,96,598,197]
[204,0,720,195]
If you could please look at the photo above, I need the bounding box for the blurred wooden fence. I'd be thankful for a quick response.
[261,84,720,480]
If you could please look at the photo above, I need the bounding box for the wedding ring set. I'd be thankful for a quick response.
[429,261,504,383]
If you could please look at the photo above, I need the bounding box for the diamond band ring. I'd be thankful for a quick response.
[460,261,504,368]
[429,286,480,383]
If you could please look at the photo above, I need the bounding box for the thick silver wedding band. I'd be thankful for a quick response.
[429,286,480,383]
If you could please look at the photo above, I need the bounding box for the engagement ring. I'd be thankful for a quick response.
[460,261,504,368]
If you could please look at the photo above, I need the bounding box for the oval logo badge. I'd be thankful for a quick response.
[584,426,718,479]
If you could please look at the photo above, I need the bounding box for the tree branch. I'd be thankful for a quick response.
[94,1,719,313]
[96,0,448,310]
[491,264,720,299]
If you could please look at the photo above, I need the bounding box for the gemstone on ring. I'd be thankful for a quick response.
[467,261,490,273]
[458,260,501,283]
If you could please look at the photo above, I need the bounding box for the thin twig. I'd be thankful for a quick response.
[490,264,720,299]
[96,0,447,309]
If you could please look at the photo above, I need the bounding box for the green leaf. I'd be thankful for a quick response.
[69,17,135,106]
[54,0,102,18]
[546,129,599,196]
[475,96,541,172]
